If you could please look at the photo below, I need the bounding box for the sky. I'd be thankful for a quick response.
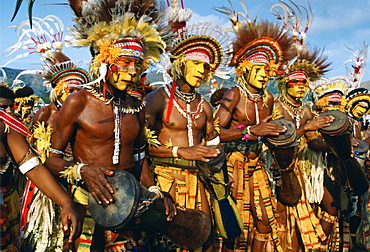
[1,0,370,83]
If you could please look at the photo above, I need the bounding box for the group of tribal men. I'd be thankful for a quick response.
[2,0,370,251]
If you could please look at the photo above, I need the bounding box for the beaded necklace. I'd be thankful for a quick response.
[164,84,204,147]
[279,96,305,129]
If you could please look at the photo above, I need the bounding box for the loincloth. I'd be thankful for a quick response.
[151,157,204,210]
[226,150,282,252]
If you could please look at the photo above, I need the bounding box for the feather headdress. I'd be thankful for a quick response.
[312,76,350,112]
[343,42,368,89]
[3,15,65,68]
[277,47,331,96]
[345,87,370,118]
[270,0,313,53]
[231,20,293,78]
[42,51,91,101]
[67,0,168,78]
[213,0,253,33]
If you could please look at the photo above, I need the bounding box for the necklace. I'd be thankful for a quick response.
[279,97,305,128]
[238,86,261,124]
[87,84,146,164]
[175,86,197,103]
[165,84,204,147]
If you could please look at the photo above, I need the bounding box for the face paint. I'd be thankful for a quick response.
[246,63,270,90]
[286,78,308,99]
[352,103,369,118]
[107,56,143,91]
[184,59,210,87]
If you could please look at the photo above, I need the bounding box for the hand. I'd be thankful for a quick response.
[177,142,220,162]
[61,202,83,243]
[304,116,334,131]
[162,192,177,221]
[80,165,115,205]
[250,116,287,136]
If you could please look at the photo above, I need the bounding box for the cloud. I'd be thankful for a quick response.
[189,12,229,30]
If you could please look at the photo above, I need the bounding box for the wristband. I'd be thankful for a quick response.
[148,186,164,199]
[172,146,179,158]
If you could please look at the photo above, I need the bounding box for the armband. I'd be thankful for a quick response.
[49,147,66,156]
[206,136,220,146]
[18,149,41,174]
[172,146,179,158]
[134,150,146,161]
[19,157,41,174]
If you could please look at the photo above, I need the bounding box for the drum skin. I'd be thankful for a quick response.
[319,110,349,135]
[353,139,369,155]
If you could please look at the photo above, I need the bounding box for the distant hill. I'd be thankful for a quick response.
[4,66,369,105]
[2,67,49,102]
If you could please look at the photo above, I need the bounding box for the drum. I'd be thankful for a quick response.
[318,110,369,196]
[264,118,302,206]
[88,170,211,250]
[264,118,298,149]
[319,110,352,159]
[353,139,369,155]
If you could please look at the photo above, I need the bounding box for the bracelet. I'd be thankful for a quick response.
[60,162,87,184]
[76,163,86,181]
[148,186,164,199]
[172,146,179,158]
[237,124,251,141]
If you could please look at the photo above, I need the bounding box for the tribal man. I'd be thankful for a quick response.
[145,20,237,251]
[214,21,292,251]
[45,1,176,251]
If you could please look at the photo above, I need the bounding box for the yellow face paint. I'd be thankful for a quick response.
[352,103,369,118]
[246,63,271,90]
[107,56,143,91]
[184,59,210,87]
[287,79,308,99]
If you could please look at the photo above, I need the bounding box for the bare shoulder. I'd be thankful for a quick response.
[0,120,5,141]
[145,87,166,113]
[223,86,240,100]
[34,104,52,123]
[304,104,313,118]
[145,87,166,101]
[62,89,90,111]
